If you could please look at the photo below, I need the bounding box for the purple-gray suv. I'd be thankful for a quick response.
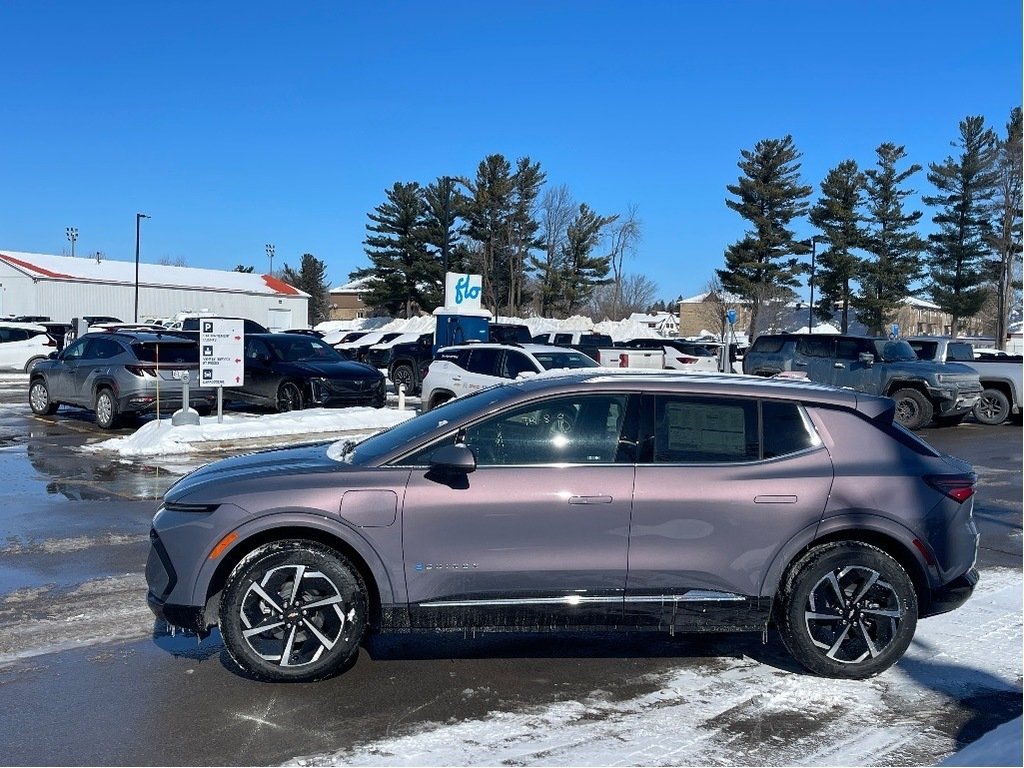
[146,371,979,683]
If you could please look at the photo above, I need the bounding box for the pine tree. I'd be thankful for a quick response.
[559,204,617,315]
[507,158,546,314]
[717,135,812,336]
[987,107,1022,348]
[233,264,255,273]
[422,176,464,307]
[923,116,999,334]
[809,160,866,333]
[463,155,516,315]
[281,253,330,325]
[854,144,926,335]
[353,182,432,317]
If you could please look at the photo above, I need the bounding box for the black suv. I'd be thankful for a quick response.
[742,333,982,429]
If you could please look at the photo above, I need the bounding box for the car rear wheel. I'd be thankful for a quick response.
[891,388,933,430]
[974,388,1010,426]
[95,388,120,429]
[276,382,304,412]
[777,542,917,679]
[219,540,368,683]
[29,378,58,415]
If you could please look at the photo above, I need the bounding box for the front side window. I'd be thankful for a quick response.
[395,393,633,467]
[502,351,537,378]
[835,338,873,360]
[61,338,89,361]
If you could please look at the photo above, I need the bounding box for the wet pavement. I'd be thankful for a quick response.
[0,372,1020,766]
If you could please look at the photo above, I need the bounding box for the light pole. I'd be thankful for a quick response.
[65,227,78,258]
[135,213,150,322]
[266,243,275,274]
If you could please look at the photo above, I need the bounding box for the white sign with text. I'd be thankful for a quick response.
[199,318,245,387]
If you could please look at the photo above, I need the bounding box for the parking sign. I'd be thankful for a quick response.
[200,319,245,387]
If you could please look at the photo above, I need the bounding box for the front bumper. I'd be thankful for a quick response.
[928,385,982,416]
[309,377,386,407]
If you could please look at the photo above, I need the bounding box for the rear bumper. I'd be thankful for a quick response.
[923,567,979,617]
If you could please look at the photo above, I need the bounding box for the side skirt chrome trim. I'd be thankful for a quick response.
[419,591,747,609]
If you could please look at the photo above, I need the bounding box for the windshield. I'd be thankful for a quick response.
[873,339,919,362]
[269,336,346,363]
[532,350,600,370]
[342,385,521,465]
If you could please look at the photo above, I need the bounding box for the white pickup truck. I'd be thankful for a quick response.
[907,336,1022,425]
[596,348,665,369]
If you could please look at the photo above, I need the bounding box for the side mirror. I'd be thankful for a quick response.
[858,352,875,365]
[429,443,477,475]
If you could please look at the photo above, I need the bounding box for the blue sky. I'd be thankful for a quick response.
[1,1,1020,303]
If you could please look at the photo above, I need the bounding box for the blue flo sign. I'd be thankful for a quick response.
[445,272,483,311]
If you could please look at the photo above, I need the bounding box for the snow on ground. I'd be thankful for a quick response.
[287,569,1023,767]
[86,406,415,458]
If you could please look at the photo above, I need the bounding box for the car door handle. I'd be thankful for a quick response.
[568,495,613,505]
[834,362,846,368]
[793,361,807,367]
[754,495,798,504]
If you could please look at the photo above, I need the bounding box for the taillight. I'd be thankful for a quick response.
[420,364,431,379]
[125,365,156,377]
[676,356,698,365]
[925,473,977,503]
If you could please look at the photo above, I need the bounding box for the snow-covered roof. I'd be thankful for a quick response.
[0,250,307,297]
[330,276,375,293]
[902,295,941,310]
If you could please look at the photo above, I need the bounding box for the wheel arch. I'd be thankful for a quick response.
[199,520,394,632]
[769,524,931,615]
[884,378,928,398]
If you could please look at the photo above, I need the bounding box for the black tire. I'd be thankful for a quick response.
[776,542,918,679]
[95,388,120,429]
[974,388,1010,426]
[28,378,58,415]
[276,381,304,413]
[219,540,368,683]
[891,388,933,430]
[427,391,453,411]
[390,363,417,395]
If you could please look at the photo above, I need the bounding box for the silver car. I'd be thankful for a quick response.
[29,331,216,428]
[147,371,979,682]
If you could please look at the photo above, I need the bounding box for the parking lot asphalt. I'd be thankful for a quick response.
[0,372,1020,766]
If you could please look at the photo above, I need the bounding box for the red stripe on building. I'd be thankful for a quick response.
[262,274,301,295]
[0,253,75,279]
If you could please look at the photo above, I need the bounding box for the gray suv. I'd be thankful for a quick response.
[29,331,216,428]
[742,334,982,429]
[147,371,979,683]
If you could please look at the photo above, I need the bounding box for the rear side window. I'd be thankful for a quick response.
[796,337,833,358]
[0,328,31,342]
[86,338,125,360]
[653,396,758,463]
[750,335,786,353]
[947,343,974,362]
[133,342,199,364]
[763,401,819,458]
[553,333,573,345]
[651,397,818,463]
[467,348,501,376]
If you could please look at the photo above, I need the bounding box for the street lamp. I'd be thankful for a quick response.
[135,213,150,322]
[65,227,78,258]
[266,243,275,274]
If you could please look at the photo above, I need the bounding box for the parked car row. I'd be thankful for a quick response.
[27,329,385,428]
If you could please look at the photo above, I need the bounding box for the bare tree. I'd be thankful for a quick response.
[588,273,658,320]
[695,276,730,341]
[606,206,642,318]
[528,185,576,316]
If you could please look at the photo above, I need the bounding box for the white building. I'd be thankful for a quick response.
[0,251,309,329]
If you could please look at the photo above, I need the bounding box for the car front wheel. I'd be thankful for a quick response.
[276,382,304,412]
[777,542,918,679]
[891,388,933,430]
[974,388,1010,426]
[219,540,368,683]
[29,378,59,415]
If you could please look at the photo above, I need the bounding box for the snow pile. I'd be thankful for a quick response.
[86,407,414,457]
